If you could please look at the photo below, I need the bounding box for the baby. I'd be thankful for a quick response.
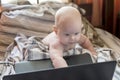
[42,6,96,68]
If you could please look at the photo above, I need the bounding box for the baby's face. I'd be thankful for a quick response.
[56,21,82,46]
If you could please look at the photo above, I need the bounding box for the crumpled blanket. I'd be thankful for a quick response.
[97,48,120,80]
[5,33,94,62]
[0,34,120,80]
[0,2,87,35]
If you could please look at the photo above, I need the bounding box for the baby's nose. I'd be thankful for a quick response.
[70,36,75,40]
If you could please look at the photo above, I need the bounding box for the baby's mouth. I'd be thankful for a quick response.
[69,42,75,44]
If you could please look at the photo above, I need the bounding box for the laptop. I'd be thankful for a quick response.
[14,53,93,74]
[3,61,116,80]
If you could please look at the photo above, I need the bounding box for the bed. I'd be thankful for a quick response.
[0,1,120,80]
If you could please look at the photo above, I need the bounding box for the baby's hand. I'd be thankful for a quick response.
[51,56,68,68]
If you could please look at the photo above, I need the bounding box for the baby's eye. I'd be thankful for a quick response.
[75,32,79,35]
[65,34,70,36]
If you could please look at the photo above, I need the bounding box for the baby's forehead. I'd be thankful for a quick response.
[59,22,82,32]
[60,18,82,27]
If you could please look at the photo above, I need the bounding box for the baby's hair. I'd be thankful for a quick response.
[55,6,82,28]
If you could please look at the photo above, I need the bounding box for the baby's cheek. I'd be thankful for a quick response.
[61,37,67,41]
[76,36,80,41]
[64,38,69,43]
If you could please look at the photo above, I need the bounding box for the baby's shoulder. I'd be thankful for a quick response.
[48,40,64,52]
[42,32,58,45]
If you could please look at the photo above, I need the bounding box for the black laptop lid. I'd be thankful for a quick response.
[14,53,93,74]
[3,61,116,80]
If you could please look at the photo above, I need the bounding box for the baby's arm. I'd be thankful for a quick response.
[49,43,68,68]
[79,34,96,55]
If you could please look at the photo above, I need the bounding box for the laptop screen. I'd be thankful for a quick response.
[3,61,116,80]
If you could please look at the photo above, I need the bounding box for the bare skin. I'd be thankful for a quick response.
[42,6,96,68]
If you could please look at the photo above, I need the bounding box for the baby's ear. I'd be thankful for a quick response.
[53,25,58,34]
